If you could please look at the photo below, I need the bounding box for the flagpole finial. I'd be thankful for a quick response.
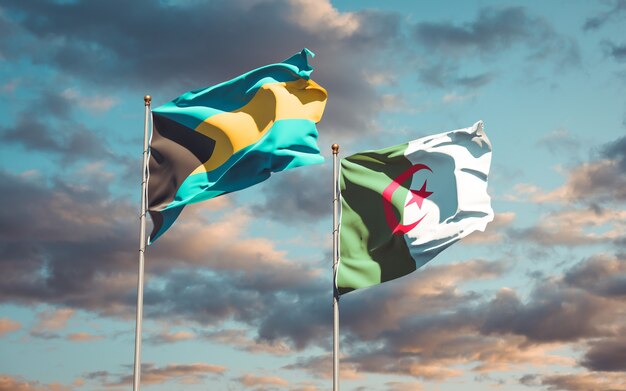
[144,95,151,105]
[332,144,339,154]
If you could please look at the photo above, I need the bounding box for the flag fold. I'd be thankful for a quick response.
[337,121,493,294]
[148,49,327,243]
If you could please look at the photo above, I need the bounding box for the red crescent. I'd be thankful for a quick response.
[382,164,432,235]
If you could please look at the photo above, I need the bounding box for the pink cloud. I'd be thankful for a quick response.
[463,212,515,244]
[0,374,73,391]
[237,373,289,387]
[203,329,292,355]
[514,207,626,246]
[32,308,74,333]
[111,363,226,386]
[540,372,626,391]
[0,318,21,337]
[66,332,103,342]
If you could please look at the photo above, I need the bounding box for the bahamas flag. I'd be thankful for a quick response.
[148,49,327,243]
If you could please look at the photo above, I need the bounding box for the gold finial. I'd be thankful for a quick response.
[332,144,339,154]
[144,95,151,105]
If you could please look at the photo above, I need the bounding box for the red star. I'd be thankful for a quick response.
[405,180,433,209]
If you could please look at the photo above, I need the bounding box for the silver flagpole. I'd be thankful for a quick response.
[133,95,151,391]
[332,143,340,391]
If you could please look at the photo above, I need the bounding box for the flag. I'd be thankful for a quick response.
[147,49,327,243]
[336,121,493,294]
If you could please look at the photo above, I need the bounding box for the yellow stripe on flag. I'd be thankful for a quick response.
[192,79,327,174]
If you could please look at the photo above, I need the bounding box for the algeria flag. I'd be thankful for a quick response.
[337,121,493,294]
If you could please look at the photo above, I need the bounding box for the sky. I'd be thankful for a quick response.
[0,0,625,390]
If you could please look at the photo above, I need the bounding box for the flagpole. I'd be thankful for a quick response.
[133,95,151,391]
[332,143,340,391]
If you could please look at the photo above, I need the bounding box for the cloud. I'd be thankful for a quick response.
[410,7,579,89]
[280,255,625,383]
[381,93,409,112]
[66,332,103,342]
[254,165,330,223]
[139,363,226,385]
[463,212,515,244]
[478,285,610,343]
[355,351,465,380]
[537,129,581,155]
[414,7,537,55]
[148,206,325,293]
[0,318,21,336]
[2,169,624,385]
[250,285,330,350]
[146,329,195,345]
[340,260,506,338]
[0,167,622,386]
[413,7,578,61]
[513,161,626,204]
[1,0,395,86]
[0,113,115,164]
[2,0,402,138]
[60,88,118,113]
[516,135,626,205]
[583,0,626,31]
[144,326,294,355]
[510,207,626,246]
[0,168,329,348]
[236,373,289,388]
[492,255,626,376]
[199,329,292,355]
[97,363,226,387]
[537,372,626,391]
[603,41,626,62]
[441,91,476,104]
[257,260,503,353]
[287,0,358,37]
[288,261,577,383]
[31,308,74,334]
[0,374,72,391]
[0,79,20,93]
[284,354,363,380]
[0,169,339,358]
[348,316,572,380]
[0,169,155,321]
[413,61,498,90]
[602,135,626,170]
[564,254,626,297]
[288,386,320,391]
[455,73,495,88]
[384,381,425,391]
[581,338,626,371]
[141,270,273,327]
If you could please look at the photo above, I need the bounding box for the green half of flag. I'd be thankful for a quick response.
[148,49,327,243]
[337,121,493,294]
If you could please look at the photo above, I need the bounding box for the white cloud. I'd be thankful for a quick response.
[366,71,398,86]
[288,0,359,38]
[442,91,477,103]
[61,88,118,113]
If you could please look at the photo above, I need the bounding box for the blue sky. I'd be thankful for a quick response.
[0,0,625,390]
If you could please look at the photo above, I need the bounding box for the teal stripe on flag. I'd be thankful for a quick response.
[149,118,323,243]
[152,49,316,130]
